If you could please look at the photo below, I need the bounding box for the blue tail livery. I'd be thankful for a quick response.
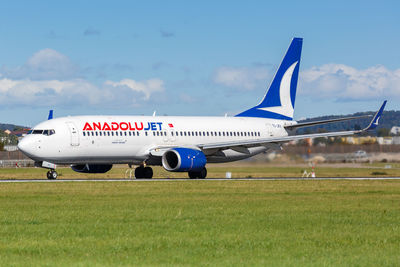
[236,37,303,120]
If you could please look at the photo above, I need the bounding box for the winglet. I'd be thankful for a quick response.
[362,101,387,131]
[48,110,54,120]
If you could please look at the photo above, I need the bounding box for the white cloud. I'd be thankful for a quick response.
[0,78,103,106]
[105,78,164,100]
[213,66,270,90]
[0,49,166,107]
[300,64,400,100]
[2,48,78,80]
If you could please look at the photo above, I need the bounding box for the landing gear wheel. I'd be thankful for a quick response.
[188,168,207,179]
[143,167,153,179]
[188,171,198,179]
[135,167,145,179]
[199,168,207,179]
[47,170,58,180]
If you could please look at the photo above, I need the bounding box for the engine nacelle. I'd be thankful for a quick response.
[162,148,206,172]
[71,164,113,173]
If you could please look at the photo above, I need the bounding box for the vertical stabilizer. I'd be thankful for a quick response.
[236,38,303,120]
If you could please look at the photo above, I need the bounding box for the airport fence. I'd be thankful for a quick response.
[0,159,35,168]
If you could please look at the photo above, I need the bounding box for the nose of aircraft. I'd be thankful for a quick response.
[17,137,37,158]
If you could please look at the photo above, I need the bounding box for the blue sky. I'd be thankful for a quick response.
[0,0,399,126]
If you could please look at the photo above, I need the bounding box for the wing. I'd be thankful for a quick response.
[198,101,387,152]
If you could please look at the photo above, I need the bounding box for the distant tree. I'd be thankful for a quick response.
[0,142,4,151]
[377,128,390,137]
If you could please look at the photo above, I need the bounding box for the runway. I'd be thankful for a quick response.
[1,177,400,183]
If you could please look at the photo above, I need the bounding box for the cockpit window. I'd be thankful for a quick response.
[30,129,55,135]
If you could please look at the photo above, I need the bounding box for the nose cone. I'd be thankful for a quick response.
[18,137,37,159]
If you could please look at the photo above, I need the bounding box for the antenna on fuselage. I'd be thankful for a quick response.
[152,111,156,117]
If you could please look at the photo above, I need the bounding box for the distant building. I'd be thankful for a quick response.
[4,145,18,151]
[10,129,30,137]
[4,129,11,135]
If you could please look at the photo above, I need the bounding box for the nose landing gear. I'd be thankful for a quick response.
[46,170,58,180]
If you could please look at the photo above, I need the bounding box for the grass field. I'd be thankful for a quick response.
[0,180,399,266]
[1,162,400,179]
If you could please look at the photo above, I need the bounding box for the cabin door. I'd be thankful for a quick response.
[66,122,80,146]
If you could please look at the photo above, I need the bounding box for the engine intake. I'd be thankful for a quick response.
[71,164,113,173]
[162,148,206,172]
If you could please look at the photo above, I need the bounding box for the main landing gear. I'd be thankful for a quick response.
[188,168,207,179]
[46,170,58,180]
[134,166,153,179]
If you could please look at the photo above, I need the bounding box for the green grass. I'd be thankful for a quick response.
[0,180,399,266]
[2,163,400,179]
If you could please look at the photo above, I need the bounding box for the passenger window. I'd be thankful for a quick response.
[137,132,140,136]
[184,132,187,136]
[172,132,174,136]
[108,132,110,136]
[99,132,102,136]
[112,132,114,136]
[145,132,148,136]
[164,131,167,136]
[83,132,86,136]
[153,132,156,136]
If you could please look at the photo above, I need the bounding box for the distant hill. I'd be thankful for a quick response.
[0,123,26,131]
[296,110,399,135]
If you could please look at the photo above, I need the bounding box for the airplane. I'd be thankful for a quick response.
[17,38,387,179]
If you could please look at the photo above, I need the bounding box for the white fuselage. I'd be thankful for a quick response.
[18,115,295,165]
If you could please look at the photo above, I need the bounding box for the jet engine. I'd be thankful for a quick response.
[71,164,113,173]
[162,148,206,172]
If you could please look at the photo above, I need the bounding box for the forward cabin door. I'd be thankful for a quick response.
[66,122,80,146]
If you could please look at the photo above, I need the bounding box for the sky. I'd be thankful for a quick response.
[0,0,399,126]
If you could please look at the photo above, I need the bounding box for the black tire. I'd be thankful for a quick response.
[47,170,57,180]
[135,167,144,179]
[144,167,153,179]
[199,168,207,179]
[51,171,58,179]
[188,171,198,179]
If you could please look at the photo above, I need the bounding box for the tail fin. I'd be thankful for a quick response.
[236,37,303,120]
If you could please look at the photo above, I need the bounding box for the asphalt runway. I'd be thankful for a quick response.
[1,177,400,183]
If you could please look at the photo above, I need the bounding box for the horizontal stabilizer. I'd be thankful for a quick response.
[285,115,372,131]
